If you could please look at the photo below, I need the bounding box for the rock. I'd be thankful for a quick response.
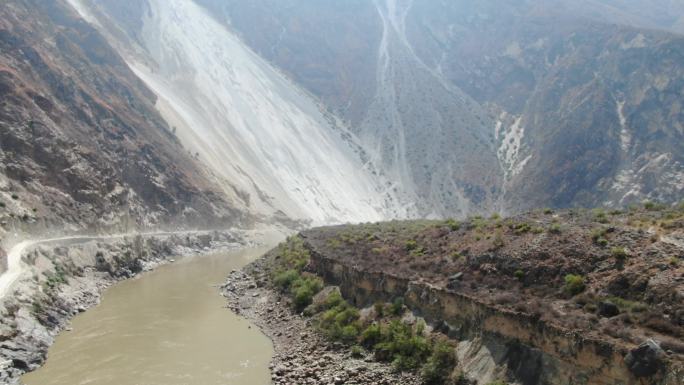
[624,339,665,377]
[447,272,463,289]
[597,301,620,318]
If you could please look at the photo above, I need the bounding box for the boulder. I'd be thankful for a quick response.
[598,301,620,318]
[624,339,665,377]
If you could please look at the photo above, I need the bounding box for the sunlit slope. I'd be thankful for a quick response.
[73,0,409,225]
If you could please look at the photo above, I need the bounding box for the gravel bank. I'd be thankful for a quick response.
[222,269,421,385]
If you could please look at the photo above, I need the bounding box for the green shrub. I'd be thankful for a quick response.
[543,208,553,215]
[390,297,404,315]
[421,341,456,384]
[375,320,431,371]
[11,194,18,200]
[339,324,360,343]
[445,219,461,231]
[277,236,311,271]
[591,228,608,246]
[514,270,525,281]
[374,301,385,317]
[290,276,323,311]
[0,202,5,208]
[318,296,361,342]
[593,209,609,223]
[351,345,364,358]
[644,201,665,211]
[549,224,562,234]
[405,240,418,251]
[611,247,629,262]
[361,323,383,347]
[564,274,586,296]
[512,222,531,234]
[492,231,505,249]
[273,269,299,290]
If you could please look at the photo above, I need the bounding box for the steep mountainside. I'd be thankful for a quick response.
[67,0,412,226]
[0,0,243,243]
[211,0,503,218]
[215,0,684,215]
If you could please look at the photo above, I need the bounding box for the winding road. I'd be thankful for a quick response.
[0,231,216,299]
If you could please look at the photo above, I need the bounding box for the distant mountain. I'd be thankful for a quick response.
[211,0,684,213]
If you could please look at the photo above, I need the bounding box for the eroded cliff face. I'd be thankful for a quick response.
[293,211,684,385]
[0,0,245,242]
[309,255,659,385]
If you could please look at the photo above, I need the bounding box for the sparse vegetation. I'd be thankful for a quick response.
[271,236,323,311]
[514,269,525,281]
[591,228,608,246]
[643,201,666,211]
[564,274,585,296]
[11,194,18,200]
[445,219,461,231]
[549,223,562,234]
[421,341,456,384]
[511,222,531,235]
[492,230,505,249]
[611,247,629,262]
[593,208,609,223]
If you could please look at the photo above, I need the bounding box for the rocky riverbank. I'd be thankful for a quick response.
[222,269,422,385]
[0,229,256,384]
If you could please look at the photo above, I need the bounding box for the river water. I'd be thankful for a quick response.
[22,245,275,385]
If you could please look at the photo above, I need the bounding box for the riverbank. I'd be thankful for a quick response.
[0,228,270,384]
[222,269,422,385]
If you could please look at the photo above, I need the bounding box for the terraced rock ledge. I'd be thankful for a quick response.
[240,205,683,385]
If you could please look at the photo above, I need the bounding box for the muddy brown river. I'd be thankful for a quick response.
[22,245,275,385]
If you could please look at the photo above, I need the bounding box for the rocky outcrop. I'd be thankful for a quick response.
[0,230,247,383]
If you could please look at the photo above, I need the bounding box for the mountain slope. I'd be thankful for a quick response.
[70,0,411,226]
[209,0,504,218]
[0,0,242,242]
[215,0,684,214]
[405,0,684,210]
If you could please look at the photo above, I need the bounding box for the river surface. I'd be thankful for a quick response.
[22,245,275,385]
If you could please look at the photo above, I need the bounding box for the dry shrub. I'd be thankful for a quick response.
[641,313,682,337]
[492,292,516,305]
[660,338,684,354]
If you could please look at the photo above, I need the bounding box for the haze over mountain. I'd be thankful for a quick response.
[212,0,684,215]
[1,0,683,236]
